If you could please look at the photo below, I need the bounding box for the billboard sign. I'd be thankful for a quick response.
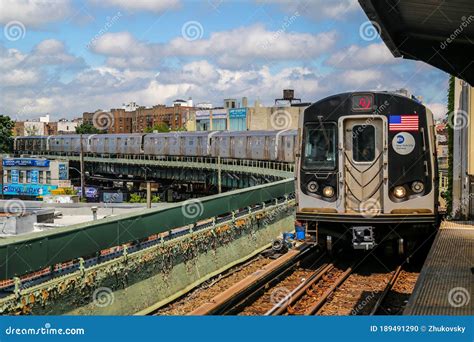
[2,159,50,167]
[1,184,58,196]
[196,110,210,119]
[11,170,19,184]
[212,109,227,119]
[229,108,247,118]
[58,164,68,180]
[30,170,39,184]
[75,186,99,199]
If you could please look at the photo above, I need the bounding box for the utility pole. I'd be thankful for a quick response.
[80,134,85,201]
[217,155,222,194]
[146,182,151,209]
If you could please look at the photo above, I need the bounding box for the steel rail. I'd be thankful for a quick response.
[188,244,318,315]
[306,263,357,315]
[265,262,334,316]
[369,265,403,315]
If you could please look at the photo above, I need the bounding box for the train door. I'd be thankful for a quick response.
[342,117,386,215]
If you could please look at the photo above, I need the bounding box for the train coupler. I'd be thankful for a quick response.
[351,226,376,250]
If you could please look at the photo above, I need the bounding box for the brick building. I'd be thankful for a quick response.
[82,104,194,133]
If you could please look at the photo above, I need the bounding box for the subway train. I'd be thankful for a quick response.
[14,130,298,163]
[296,91,439,253]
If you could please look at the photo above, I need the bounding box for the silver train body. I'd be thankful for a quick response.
[296,92,439,251]
[14,130,297,163]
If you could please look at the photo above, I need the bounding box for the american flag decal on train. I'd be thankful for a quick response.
[389,115,419,131]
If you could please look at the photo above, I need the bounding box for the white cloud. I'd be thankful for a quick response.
[91,26,337,69]
[259,0,359,20]
[169,25,337,68]
[0,68,40,86]
[426,102,448,121]
[326,43,397,69]
[0,0,73,26]
[338,69,383,87]
[89,0,180,13]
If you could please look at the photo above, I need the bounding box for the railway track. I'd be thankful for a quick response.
[155,240,426,316]
[191,250,416,316]
[189,243,325,315]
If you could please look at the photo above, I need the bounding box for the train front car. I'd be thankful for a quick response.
[296,92,438,253]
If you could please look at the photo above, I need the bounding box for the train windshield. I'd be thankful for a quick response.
[303,123,337,170]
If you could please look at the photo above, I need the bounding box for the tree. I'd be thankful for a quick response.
[144,122,170,133]
[76,123,101,134]
[0,115,14,153]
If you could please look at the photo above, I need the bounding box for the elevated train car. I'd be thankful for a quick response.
[50,135,89,154]
[13,130,297,163]
[89,134,145,155]
[296,91,438,252]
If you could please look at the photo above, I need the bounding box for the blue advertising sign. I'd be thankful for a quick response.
[11,170,19,184]
[58,164,68,180]
[1,184,57,196]
[2,159,50,167]
[30,170,39,184]
[229,108,247,118]
[75,186,99,198]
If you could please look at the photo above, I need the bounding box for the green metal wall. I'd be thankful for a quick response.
[0,179,295,279]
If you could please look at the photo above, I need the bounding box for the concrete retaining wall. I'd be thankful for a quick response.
[0,202,295,315]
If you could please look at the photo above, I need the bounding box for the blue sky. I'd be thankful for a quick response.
[0,0,448,121]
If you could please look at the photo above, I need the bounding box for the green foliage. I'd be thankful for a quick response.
[446,75,455,214]
[172,127,187,132]
[76,123,101,134]
[0,115,14,153]
[62,187,77,195]
[128,193,146,203]
[144,122,170,133]
[128,193,160,203]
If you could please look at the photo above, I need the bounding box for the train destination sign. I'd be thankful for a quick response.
[351,94,374,111]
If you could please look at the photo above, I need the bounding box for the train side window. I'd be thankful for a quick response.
[352,125,375,162]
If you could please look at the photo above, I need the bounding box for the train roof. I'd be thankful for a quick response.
[213,130,294,137]
[90,133,146,138]
[307,91,426,109]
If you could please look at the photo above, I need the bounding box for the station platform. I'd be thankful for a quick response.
[405,221,473,315]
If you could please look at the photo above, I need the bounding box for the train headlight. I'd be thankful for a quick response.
[411,181,424,193]
[307,181,319,193]
[393,186,407,199]
[322,186,334,198]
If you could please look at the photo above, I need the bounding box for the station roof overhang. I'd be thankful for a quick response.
[359,0,474,86]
